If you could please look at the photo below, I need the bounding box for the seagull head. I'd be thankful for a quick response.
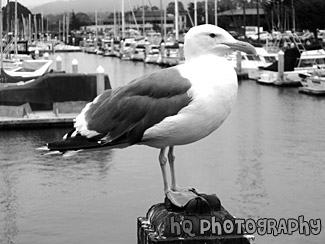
[184,24,256,60]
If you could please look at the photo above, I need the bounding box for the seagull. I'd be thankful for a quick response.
[44,24,256,207]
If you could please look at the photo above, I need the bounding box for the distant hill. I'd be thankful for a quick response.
[30,0,192,15]
[31,0,116,15]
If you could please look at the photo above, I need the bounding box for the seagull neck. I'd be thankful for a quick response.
[185,53,226,63]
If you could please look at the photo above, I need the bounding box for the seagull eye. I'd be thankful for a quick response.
[209,33,217,38]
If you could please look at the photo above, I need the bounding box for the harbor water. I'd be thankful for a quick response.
[1,52,324,244]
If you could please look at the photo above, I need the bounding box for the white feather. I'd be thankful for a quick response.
[74,102,101,138]
[141,54,237,148]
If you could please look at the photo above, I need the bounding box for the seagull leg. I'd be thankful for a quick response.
[168,146,194,192]
[159,147,169,194]
[166,146,197,207]
[167,146,177,191]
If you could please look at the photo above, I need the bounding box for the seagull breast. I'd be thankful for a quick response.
[141,54,238,148]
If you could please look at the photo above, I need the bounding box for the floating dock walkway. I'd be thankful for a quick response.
[0,71,111,130]
[0,111,77,129]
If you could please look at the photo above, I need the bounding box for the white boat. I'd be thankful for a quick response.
[131,43,146,61]
[2,59,53,83]
[299,75,325,95]
[157,42,181,67]
[120,38,136,60]
[227,47,277,80]
[83,39,97,54]
[257,47,325,86]
[299,68,325,87]
[54,43,82,52]
[145,45,160,64]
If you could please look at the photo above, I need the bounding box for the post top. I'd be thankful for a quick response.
[72,58,78,65]
[96,65,105,73]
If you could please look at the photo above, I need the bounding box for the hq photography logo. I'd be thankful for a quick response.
[169,215,322,237]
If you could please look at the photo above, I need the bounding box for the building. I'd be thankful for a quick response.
[218,8,268,34]
[82,9,188,37]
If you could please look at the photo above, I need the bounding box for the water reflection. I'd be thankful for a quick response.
[0,129,115,244]
[36,150,114,181]
[0,164,19,244]
[1,54,325,244]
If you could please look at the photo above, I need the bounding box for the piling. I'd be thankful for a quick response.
[160,43,166,64]
[137,191,255,244]
[120,40,125,55]
[56,56,62,71]
[179,43,184,61]
[110,39,114,55]
[277,50,284,83]
[72,58,78,73]
[43,52,49,60]
[96,65,105,95]
[34,49,39,59]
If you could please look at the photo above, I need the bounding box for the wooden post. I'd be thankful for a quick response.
[34,49,39,59]
[278,50,284,83]
[56,55,62,71]
[72,58,78,73]
[179,43,184,61]
[160,43,166,64]
[137,192,255,244]
[120,40,124,56]
[43,52,49,60]
[236,51,242,73]
[96,65,105,95]
[110,38,114,55]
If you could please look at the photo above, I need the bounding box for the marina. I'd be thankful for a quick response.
[1,52,325,244]
[1,0,325,244]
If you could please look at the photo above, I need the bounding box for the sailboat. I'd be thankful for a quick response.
[0,1,53,84]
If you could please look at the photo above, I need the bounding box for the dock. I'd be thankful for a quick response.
[0,68,111,130]
[0,111,77,129]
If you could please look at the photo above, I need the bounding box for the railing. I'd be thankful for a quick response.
[3,38,15,58]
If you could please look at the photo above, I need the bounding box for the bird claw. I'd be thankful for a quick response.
[165,189,198,208]
[171,186,196,193]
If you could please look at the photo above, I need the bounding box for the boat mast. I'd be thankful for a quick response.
[121,0,125,39]
[66,12,69,44]
[58,20,61,42]
[143,0,145,36]
[194,0,197,26]
[0,0,3,71]
[257,0,260,43]
[291,0,295,31]
[14,0,17,55]
[28,13,31,43]
[205,0,208,24]
[113,2,116,37]
[215,0,217,25]
[34,14,37,43]
[6,0,9,43]
[62,14,65,43]
[163,0,166,41]
[95,10,98,42]
[175,0,179,41]
[41,11,44,37]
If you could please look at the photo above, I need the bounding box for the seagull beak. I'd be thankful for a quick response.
[222,40,257,55]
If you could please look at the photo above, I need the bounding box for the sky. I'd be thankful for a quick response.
[2,0,63,8]
[9,0,193,9]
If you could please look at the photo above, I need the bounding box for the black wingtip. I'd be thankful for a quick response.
[46,136,102,151]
